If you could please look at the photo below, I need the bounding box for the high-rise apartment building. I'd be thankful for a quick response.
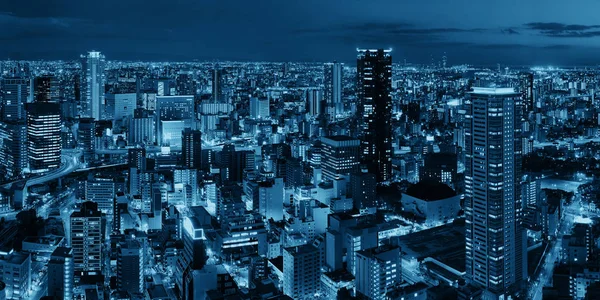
[47,247,73,300]
[80,51,106,120]
[283,244,321,299]
[85,178,116,214]
[70,201,104,276]
[357,49,393,182]
[355,245,402,300]
[464,87,526,299]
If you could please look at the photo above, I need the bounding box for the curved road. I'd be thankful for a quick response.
[26,150,82,188]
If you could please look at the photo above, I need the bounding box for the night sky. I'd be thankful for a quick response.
[2,0,600,65]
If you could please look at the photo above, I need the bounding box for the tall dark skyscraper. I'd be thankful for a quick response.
[26,102,62,174]
[212,67,224,102]
[464,87,526,299]
[519,72,534,115]
[357,49,393,182]
[34,75,59,103]
[78,118,96,165]
[182,128,202,169]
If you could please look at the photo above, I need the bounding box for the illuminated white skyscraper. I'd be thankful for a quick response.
[80,51,106,120]
[464,87,526,299]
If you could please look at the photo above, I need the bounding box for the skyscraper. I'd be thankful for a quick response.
[0,122,27,180]
[80,51,106,120]
[307,88,324,117]
[519,72,534,116]
[47,247,73,300]
[320,135,361,181]
[464,87,526,299]
[33,75,59,103]
[182,128,202,169]
[70,201,104,276]
[212,67,224,102]
[1,78,29,122]
[117,238,144,295]
[357,49,393,182]
[324,62,343,120]
[78,118,96,164]
[26,102,62,174]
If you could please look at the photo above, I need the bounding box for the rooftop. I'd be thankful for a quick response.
[469,87,519,95]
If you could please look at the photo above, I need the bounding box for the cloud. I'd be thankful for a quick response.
[294,21,486,37]
[501,28,519,35]
[524,22,600,38]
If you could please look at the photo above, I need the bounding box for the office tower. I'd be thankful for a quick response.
[128,147,146,171]
[86,178,116,214]
[47,247,73,300]
[105,93,136,120]
[249,97,270,119]
[182,129,202,169]
[421,152,458,187]
[78,118,96,164]
[70,201,104,276]
[283,244,321,299]
[26,102,62,174]
[212,67,224,102]
[324,62,343,119]
[258,177,284,221]
[128,109,155,146]
[0,122,27,180]
[218,143,236,181]
[464,88,526,299]
[155,95,194,146]
[117,239,144,295]
[307,88,323,117]
[33,75,59,102]
[176,72,196,96]
[355,245,402,300]
[351,170,377,211]
[519,72,534,115]
[320,135,360,181]
[1,78,29,122]
[80,51,106,120]
[0,252,31,299]
[357,49,393,182]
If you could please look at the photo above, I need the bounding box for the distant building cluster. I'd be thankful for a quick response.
[0,49,598,300]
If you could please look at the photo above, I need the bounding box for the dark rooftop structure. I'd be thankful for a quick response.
[405,180,456,201]
[397,219,466,272]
